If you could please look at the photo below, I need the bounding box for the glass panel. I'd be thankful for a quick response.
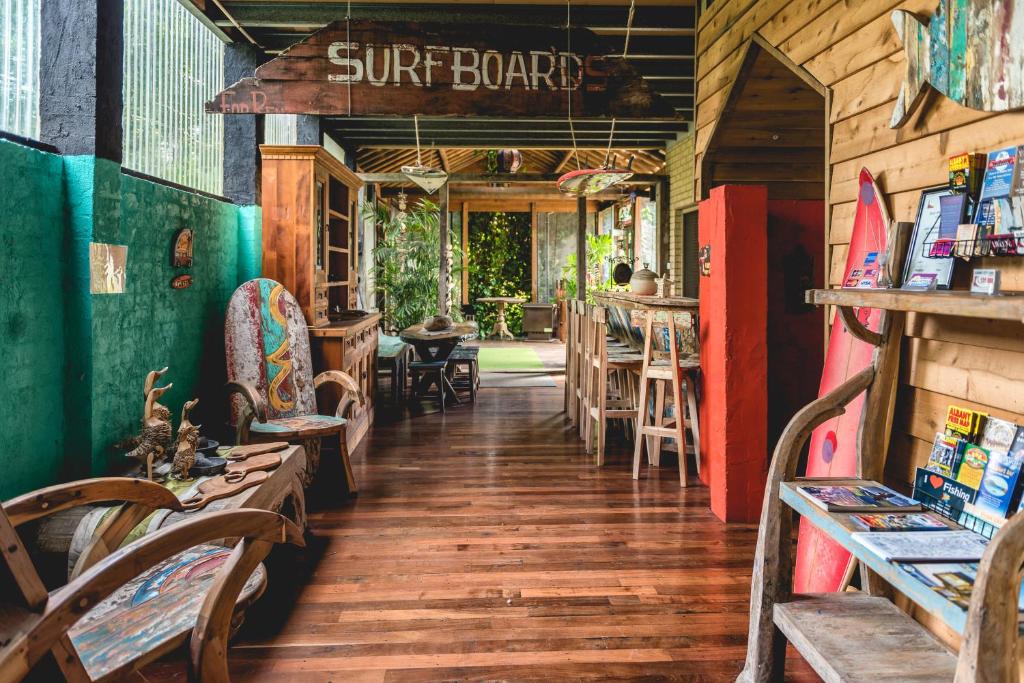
[536,212,578,304]
[637,196,658,271]
[315,180,325,270]
[123,0,224,194]
[264,114,297,145]
[0,0,40,138]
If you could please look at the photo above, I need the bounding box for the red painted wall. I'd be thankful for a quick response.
[698,186,768,523]
[766,200,825,454]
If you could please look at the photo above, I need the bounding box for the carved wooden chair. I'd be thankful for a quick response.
[225,278,365,494]
[0,477,303,682]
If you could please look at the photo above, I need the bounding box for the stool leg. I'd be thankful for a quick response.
[685,373,701,475]
[632,373,650,480]
[439,370,446,414]
[650,379,665,467]
[470,359,478,403]
[596,365,607,467]
[671,368,689,488]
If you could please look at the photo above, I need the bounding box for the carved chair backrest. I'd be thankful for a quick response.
[225,278,318,424]
[0,505,49,613]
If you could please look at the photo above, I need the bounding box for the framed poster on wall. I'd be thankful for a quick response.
[902,186,957,290]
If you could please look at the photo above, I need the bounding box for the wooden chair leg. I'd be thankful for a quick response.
[649,379,665,467]
[685,372,701,475]
[190,538,275,683]
[671,369,689,487]
[596,367,607,467]
[632,374,650,480]
[337,432,357,494]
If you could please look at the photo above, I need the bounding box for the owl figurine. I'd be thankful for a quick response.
[171,399,201,480]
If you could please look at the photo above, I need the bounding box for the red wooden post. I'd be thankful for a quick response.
[698,185,768,523]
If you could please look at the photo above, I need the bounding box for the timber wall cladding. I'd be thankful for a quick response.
[695,0,1024,491]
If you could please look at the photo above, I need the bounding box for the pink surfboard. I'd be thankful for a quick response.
[794,168,891,593]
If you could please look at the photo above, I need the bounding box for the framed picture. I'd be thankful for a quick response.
[902,186,956,290]
[172,227,194,268]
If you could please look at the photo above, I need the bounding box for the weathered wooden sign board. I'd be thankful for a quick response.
[207,21,677,119]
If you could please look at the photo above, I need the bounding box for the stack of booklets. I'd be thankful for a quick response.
[851,531,989,562]
[924,407,1024,518]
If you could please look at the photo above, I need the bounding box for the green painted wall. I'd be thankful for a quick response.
[0,139,261,497]
[0,140,68,499]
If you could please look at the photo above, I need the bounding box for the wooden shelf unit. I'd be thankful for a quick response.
[260,145,363,327]
[261,145,377,452]
[808,287,1024,322]
[739,290,1024,683]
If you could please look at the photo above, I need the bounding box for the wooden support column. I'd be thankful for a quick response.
[40,0,123,160]
[439,183,450,315]
[223,43,266,205]
[577,196,587,301]
[461,202,470,306]
[530,203,538,303]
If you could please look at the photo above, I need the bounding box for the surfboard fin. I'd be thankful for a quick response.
[889,9,931,128]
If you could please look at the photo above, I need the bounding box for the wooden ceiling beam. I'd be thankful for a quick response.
[358,172,663,184]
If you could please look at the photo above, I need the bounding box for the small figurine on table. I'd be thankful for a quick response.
[123,367,174,480]
[171,398,200,480]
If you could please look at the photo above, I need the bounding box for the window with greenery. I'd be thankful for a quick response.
[1,0,40,139]
[468,212,531,336]
[122,0,224,194]
[370,198,463,334]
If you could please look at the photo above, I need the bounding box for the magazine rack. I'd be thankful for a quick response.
[739,288,1024,683]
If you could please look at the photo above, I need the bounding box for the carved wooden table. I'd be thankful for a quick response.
[36,445,309,577]
[400,322,479,401]
[477,296,527,340]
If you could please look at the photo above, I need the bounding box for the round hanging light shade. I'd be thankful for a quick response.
[401,164,449,194]
[497,149,523,174]
[557,167,634,196]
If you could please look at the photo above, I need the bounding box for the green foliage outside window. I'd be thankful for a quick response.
[468,212,531,336]
[368,199,463,333]
[561,233,617,302]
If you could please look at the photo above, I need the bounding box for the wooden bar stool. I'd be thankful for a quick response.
[631,310,701,486]
[585,306,644,465]
[446,345,479,403]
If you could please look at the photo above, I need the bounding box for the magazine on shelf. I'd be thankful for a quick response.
[926,431,961,477]
[851,530,989,562]
[976,424,1024,517]
[849,512,950,532]
[797,484,921,512]
[898,562,1024,613]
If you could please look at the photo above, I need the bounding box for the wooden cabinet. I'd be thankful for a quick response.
[260,145,363,327]
[261,145,378,451]
[309,315,380,453]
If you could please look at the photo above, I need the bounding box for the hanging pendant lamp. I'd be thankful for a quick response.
[402,115,448,194]
[556,0,636,196]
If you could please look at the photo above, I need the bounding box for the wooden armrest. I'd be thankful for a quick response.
[958,511,1024,682]
[314,370,366,420]
[226,380,269,444]
[2,509,304,682]
[768,366,875,483]
[4,477,182,527]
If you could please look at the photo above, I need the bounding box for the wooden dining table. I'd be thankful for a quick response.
[399,321,480,362]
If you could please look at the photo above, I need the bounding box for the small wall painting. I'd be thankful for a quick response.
[89,243,127,294]
[172,227,194,268]
[698,244,711,277]
[171,274,194,290]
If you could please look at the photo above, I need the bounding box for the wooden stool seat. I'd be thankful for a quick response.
[68,544,267,681]
[377,334,413,403]
[646,357,701,380]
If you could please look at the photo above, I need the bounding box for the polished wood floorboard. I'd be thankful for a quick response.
[147,383,818,681]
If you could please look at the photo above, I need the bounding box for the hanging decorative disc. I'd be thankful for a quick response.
[401,164,448,194]
[497,149,523,174]
[557,168,634,196]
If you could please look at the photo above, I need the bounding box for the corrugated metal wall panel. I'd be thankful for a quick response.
[0,0,40,139]
[123,0,224,195]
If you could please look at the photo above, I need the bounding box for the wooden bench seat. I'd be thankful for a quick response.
[774,594,957,683]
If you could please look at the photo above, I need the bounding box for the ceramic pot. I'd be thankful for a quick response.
[629,267,658,296]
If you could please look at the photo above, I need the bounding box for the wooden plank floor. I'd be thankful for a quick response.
[148,383,817,681]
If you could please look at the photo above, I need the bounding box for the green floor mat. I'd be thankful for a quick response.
[477,347,546,372]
